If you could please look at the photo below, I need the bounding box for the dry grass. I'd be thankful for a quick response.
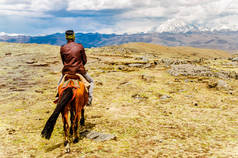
[120,42,231,58]
[0,42,238,158]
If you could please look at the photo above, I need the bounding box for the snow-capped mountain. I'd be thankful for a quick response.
[154,19,199,33]
[153,19,238,33]
[0,32,25,40]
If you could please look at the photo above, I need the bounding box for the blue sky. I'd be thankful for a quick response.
[0,0,237,35]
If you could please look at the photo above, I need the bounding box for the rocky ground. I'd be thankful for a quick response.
[0,42,238,157]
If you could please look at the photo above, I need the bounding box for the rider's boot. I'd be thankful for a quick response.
[87,93,93,106]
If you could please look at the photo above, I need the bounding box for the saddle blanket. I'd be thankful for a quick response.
[62,74,90,93]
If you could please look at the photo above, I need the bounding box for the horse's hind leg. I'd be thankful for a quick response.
[62,110,70,153]
[73,90,83,143]
[73,114,79,143]
[80,109,85,126]
[70,102,75,135]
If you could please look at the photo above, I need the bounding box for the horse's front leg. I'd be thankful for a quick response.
[62,110,70,153]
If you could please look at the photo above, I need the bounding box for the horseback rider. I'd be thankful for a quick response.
[57,30,93,105]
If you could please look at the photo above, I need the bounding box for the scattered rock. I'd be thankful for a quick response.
[141,57,149,63]
[159,58,203,66]
[118,65,129,71]
[31,63,49,67]
[208,79,231,90]
[184,79,193,83]
[128,63,144,68]
[9,87,25,91]
[141,75,155,82]
[160,95,171,100]
[228,71,238,79]
[208,81,217,88]
[168,64,212,77]
[6,128,16,135]
[80,130,116,142]
[232,57,238,62]
[168,64,238,80]
[144,63,152,68]
[154,60,159,65]
[26,60,37,64]
[174,78,180,82]
[135,56,149,63]
[0,84,6,88]
[217,80,231,90]
[35,90,43,93]
[132,94,148,100]
[5,52,12,56]
[119,81,131,86]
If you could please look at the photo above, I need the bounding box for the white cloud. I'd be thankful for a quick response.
[0,0,238,34]
[0,0,66,16]
[67,0,143,10]
[30,0,66,11]
[0,10,49,17]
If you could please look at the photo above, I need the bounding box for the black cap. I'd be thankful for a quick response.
[65,30,74,35]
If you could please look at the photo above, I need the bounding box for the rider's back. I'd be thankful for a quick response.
[60,41,87,75]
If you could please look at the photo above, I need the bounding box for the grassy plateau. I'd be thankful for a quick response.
[0,42,238,157]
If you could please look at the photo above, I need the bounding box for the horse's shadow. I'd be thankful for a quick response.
[45,122,96,152]
[45,143,62,152]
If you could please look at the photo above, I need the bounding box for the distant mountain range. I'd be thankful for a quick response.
[1,31,238,52]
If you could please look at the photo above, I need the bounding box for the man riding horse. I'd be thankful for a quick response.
[58,30,93,105]
[41,30,94,152]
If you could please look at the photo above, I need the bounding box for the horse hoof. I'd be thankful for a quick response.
[64,140,70,153]
[65,148,70,153]
[73,137,79,144]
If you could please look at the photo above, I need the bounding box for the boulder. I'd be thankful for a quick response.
[217,80,231,90]
[232,57,238,62]
[208,79,231,90]
[80,130,116,142]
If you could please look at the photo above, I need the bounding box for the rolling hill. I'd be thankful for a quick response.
[1,31,238,51]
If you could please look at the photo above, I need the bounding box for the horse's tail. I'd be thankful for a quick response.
[41,87,73,139]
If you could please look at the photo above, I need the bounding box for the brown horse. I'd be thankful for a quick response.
[41,74,88,153]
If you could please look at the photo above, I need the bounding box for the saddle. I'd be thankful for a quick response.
[54,74,90,104]
[62,74,90,91]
